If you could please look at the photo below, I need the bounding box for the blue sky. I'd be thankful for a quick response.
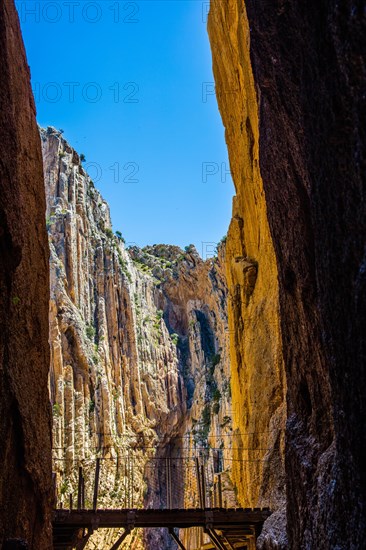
[17,0,234,257]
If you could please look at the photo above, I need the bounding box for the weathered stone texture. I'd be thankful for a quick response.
[43,128,232,549]
[209,0,366,547]
[208,2,287,546]
[0,1,53,548]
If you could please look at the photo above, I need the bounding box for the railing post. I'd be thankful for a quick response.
[200,464,206,508]
[52,473,57,507]
[77,466,83,511]
[218,473,223,508]
[81,474,85,509]
[124,457,127,509]
[166,457,172,509]
[131,455,134,508]
[93,458,101,511]
[127,454,131,508]
[195,458,204,509]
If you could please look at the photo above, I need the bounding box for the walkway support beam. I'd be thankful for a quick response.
[110,528,131,550]
[168,528,187,550]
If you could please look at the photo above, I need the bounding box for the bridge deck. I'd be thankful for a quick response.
[54,507,270,528]
[53,508,271,549]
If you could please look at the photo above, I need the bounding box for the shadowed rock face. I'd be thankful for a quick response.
[0,1,53,548]
[209,0,365,548]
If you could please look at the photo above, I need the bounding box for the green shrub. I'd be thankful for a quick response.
[86,324,96,340]
[53,403,61,417]
[105,228,114,239]
[202,404,211,427]
[46,215,55,229]
[171,333,179,346]
[80,153,86,163]
[213,388,221,402]
[115,231,126,243]
[60,479,69,495]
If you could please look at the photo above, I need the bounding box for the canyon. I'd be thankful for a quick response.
[0,0,365,549]
[43,125,237,549]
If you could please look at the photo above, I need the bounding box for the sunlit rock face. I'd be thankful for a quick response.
[208,2,287,548]
[42,127,233,549]
[0,4,53,549]
[209,0,366,548]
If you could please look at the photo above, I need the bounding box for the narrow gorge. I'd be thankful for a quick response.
[43,127,239,549]
[0,0,365,549]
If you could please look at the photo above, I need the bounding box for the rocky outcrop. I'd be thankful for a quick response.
[43,127,184,549]
[130,243,234,549]
[42,128,233,548]
[0,2,53,548]
[209,0,366,548]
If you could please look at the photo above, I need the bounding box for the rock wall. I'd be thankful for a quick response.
[43,128,233,549]
[130,244,234,549]
[208,2,287,547]
[0,2,53,548]
[209,0,366,548]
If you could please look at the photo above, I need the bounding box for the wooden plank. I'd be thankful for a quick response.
[53,507,271,529]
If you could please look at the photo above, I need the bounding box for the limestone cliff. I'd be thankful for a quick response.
[42,127,233,549]
[0,1,53,548]
[129,244,234,549]
[209,0,366,548]
[208,2,287,547]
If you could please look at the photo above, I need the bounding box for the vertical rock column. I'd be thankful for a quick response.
[208,1,287,542]
[0,0,53,548]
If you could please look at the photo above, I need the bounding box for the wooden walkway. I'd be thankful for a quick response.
[53,507,271,549]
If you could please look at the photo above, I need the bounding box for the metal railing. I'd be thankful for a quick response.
[53,449,276,511]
